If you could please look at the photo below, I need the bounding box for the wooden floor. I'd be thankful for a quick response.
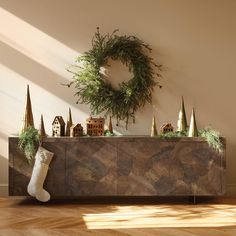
[0,197,236,236]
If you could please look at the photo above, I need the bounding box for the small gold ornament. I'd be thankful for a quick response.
[20,85,34,133]
[151,115,158,136]
[108,116,113,133]
[177,96,187,132]
[66,108,73,136]
[39,114,46,138]
[188,108,198,137]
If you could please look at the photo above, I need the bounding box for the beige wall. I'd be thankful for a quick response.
[1,0,236,195]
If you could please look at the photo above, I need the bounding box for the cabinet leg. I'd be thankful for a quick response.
[193,195,196,204]
[188,196,197,204]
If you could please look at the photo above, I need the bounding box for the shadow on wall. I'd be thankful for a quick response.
[0,41,89,114]
[0,40,156,134]
[0,131,8,140]
[0,155,8,169]
[0,6,162,134]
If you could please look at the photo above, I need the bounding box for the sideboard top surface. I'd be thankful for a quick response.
[9,136,226,144]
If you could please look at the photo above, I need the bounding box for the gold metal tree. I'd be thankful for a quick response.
[108,116,113,133]
[177,96,187,132]
[66,108,73,136]
[188,108,198,137]
[20,85,34,133]
[39,114,47,138]
[150,115,158,136]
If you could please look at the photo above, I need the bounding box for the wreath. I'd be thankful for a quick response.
[67,28,162,128]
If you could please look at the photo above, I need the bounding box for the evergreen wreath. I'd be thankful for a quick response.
[67,27,162,128]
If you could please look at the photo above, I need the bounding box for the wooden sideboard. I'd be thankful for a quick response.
[9,136,226,197]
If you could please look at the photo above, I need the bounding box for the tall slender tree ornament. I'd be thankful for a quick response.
[39,114,46,138]
[177,96,187,132]
[66,108,73,136]
[188,108,198,137]
[20,85,34,134]
[151,115,158,136]
[108,116,113,133]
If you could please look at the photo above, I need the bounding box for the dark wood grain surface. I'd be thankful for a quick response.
[9,136,226,197]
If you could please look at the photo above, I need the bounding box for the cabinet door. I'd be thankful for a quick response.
[116,138,183,195]
[9,138,67,196]
[177,141,225,196]
[42,141,67,196]
[66,139,117,196]
[9,138,32,196]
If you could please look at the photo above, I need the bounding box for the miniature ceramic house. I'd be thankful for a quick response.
[86,116,105,136]
[160,123,174,134]
[70,123,83,137]
[52,116,65,137]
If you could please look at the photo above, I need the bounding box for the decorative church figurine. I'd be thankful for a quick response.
[160,123,174,134]
[150,115,158,136]
[177,96,188,132]
[70,123,83,137]
[39,114,47,138]
[86,116,105,136]
[66,108,73,136]
[188,108,198,137]
[108,116,113,133]
[20,85,35,133]
[52,116,65,137]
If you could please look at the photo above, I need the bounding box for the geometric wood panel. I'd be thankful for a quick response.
[9,136,226,197]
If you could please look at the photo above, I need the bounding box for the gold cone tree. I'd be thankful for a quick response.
[39,114,47,138]
[108,116,113,133]
[177,96,187,132]
[20,85,34,134]
[188,108,198,137]
[66,108,73,136]
[151,115,158,136]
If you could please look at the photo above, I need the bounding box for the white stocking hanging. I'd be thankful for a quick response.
[27,146,54,202]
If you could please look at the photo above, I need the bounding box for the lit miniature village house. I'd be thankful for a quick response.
[70,123,83,137]
[160,123,174,134]
[86,116,105,136]
[52,116,65,137]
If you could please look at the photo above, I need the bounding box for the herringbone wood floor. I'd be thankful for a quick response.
[0,197,236,236]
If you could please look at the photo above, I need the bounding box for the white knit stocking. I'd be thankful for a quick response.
[27,146,54,202]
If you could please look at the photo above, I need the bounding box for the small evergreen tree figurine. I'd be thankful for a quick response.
[108,116,113,133]
[39,114,46,138]
[177,96,187,132]
[66,108,73,136]
[188,108,198,137]
[151,115,158,136]
[20,85,34,134]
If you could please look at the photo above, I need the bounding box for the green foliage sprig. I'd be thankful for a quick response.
[104,129,115,137]
[18,126,39,164]
[67,28,162,128]
[158,127,223,153]
[198,127,223,153]
[158,131,187,139]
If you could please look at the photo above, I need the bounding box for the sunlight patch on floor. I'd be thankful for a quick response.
[83,204,236,229]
